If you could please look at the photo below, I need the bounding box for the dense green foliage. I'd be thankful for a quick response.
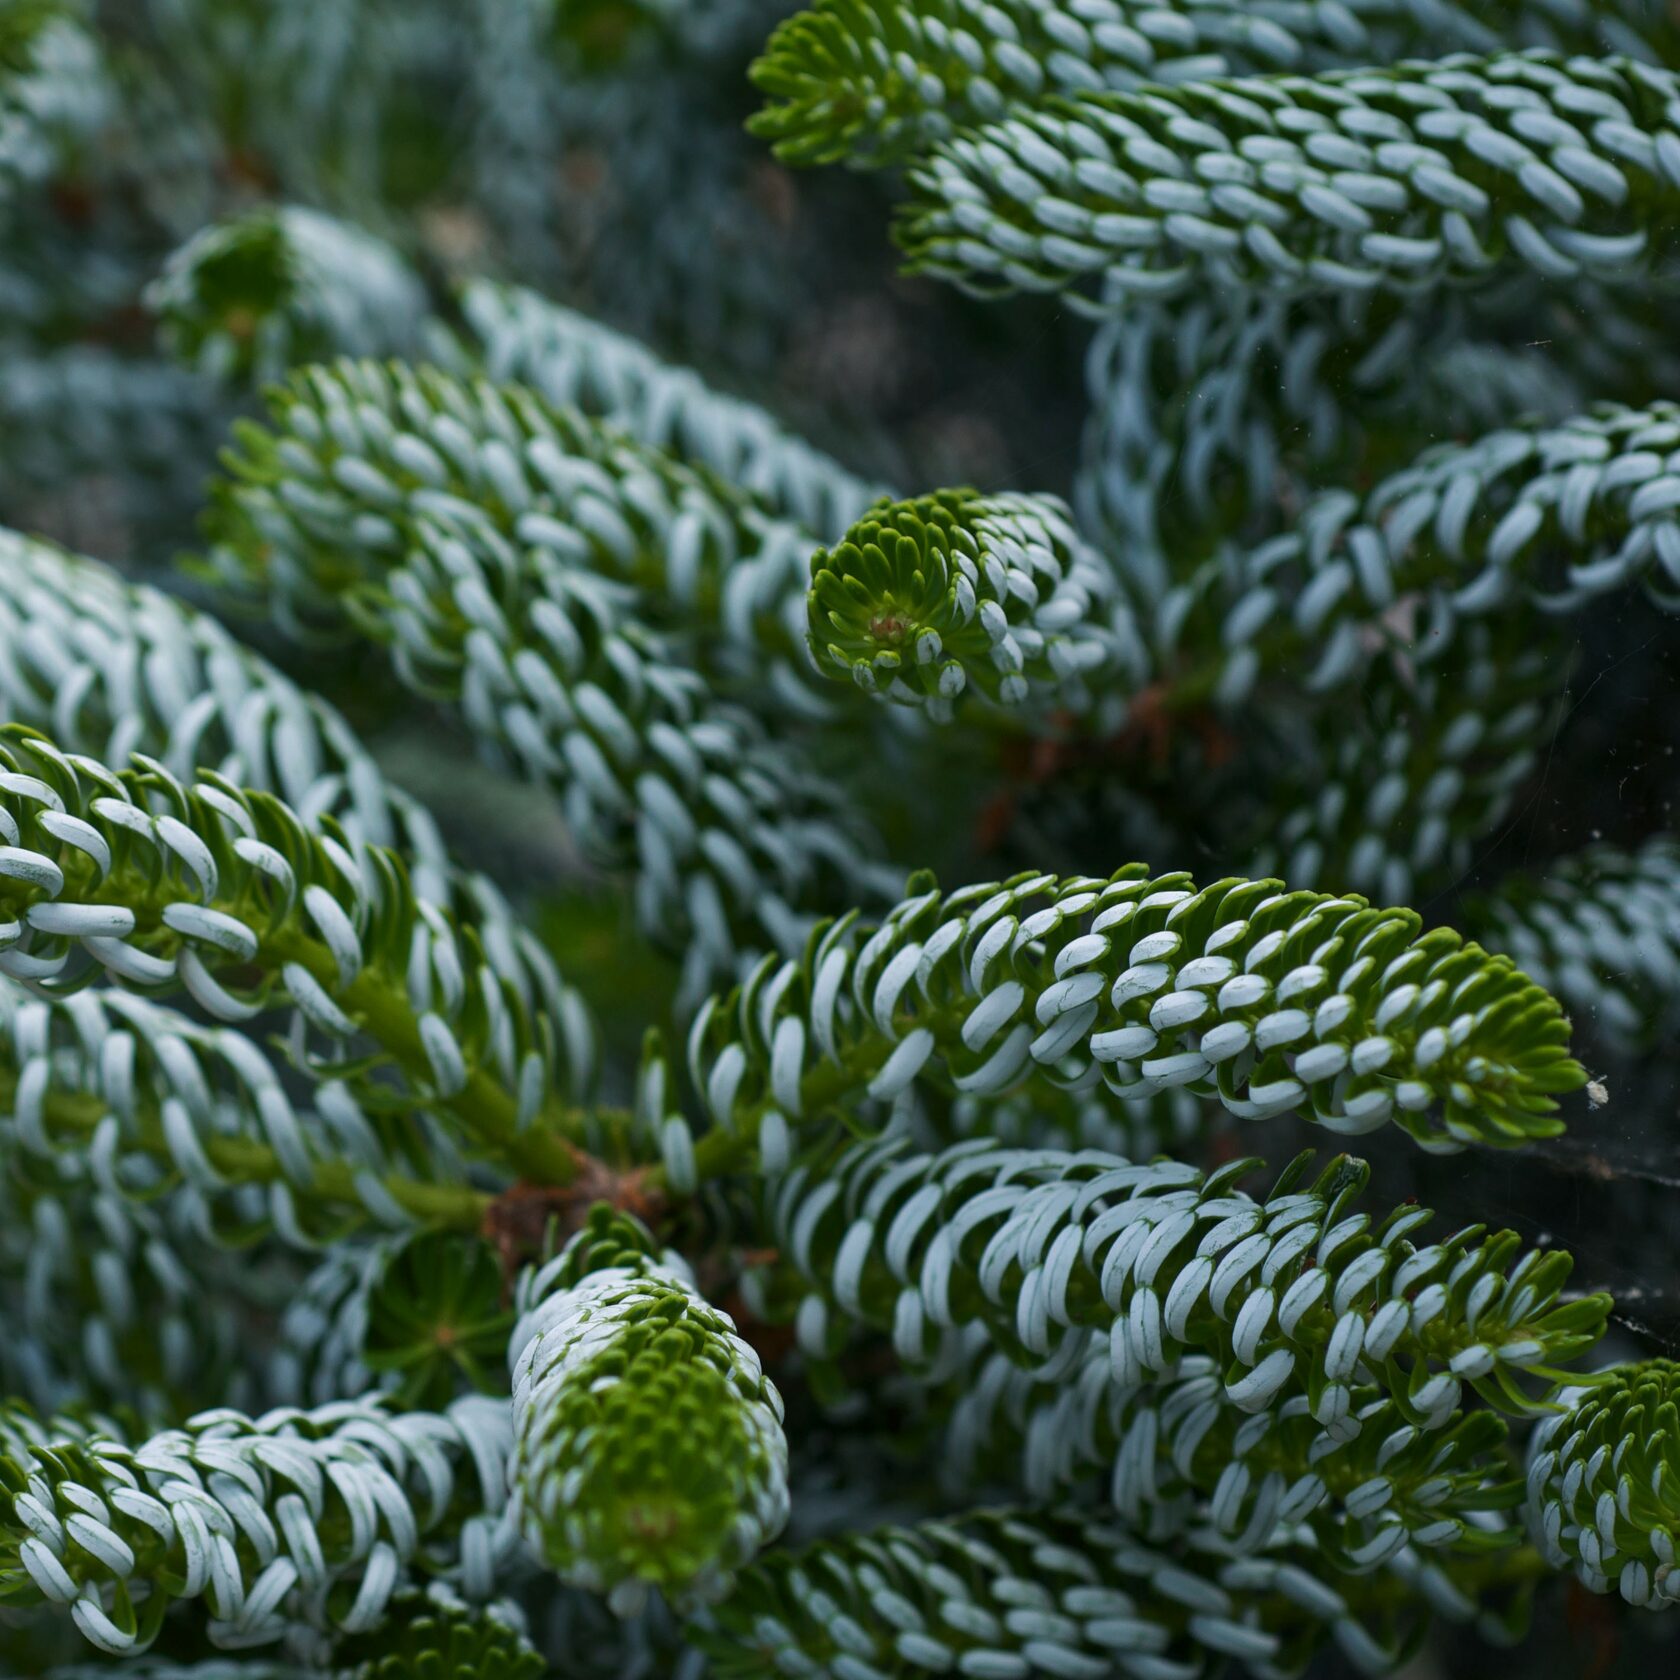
[2,1,1679,1677]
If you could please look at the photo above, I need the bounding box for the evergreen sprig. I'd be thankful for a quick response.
[679,864,1584,1174]
[0,1397,514,1654]
[805,392,1680,754]
[509,1208,789,1614]
[897,53,1680,314]
[941,1342,1526,1568]
[203,360,889,990]
[755,1141,1606,1427]
[0,980,487,1249]
[749,0,1675,171]
[1224,399,1680,677]
[0,725,586,1185]
[205,358,824,683]
[0,526,590,962]
[1526,1358,1680,1607]
[699,1504,1534,1679]
[808,488,1148,716]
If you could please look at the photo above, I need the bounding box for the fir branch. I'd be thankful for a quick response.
[0,981,489,1247]
[1232,398,1680,664]
[1074,288,1588,582]
[755,1140,1606,1428]
[335,1584,546,1679]
[0,726,585,1186]
[460,279,888,540]
[698,1505,1543,1679]
[808,488,1149,718]
[896,53,1680,315]
[1244,621,1563,906]
[509,1207,788,1614]
[0,528,599,1100]
[0,2,107,210]
[941,1341,1525,1570]
[1465,835,1680,1054]
[1526,1358,1680,1607]
[676,864,1584,1179]
[0,1396,515,1654]
[204,360,891,991]
[0,530,456,893]
[148,206,434,389]
[360,1234,516,1409]
[207,357,822,679]
[749,0,1675,171]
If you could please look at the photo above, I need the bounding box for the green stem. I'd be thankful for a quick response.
[0,1068,491,1233]
[276,926,583,1185]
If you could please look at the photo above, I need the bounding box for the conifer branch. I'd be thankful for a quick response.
[941,1340,1524,1569]
[676,864,1584,1183]
[0,981,490,1246]
[207,358,823,684]
[0,1397,515,1654]
[6,0,1680,1665]
[699,1505,1546,1679]
[757,1141,1606,1428]
[1231,398,1680,671]
[460,279,888,540]
[808,489,1149,718]
[0,726,585,1186]
[0,529,594,1087]
[750,0,1675,171]
[1526,1358,1680,1607]
[897,53,1680,315]
[148,207,433,389]
[204,361,891,990]
[509,1208,788,1614]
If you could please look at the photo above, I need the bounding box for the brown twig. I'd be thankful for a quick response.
[481,1159,668,1290]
